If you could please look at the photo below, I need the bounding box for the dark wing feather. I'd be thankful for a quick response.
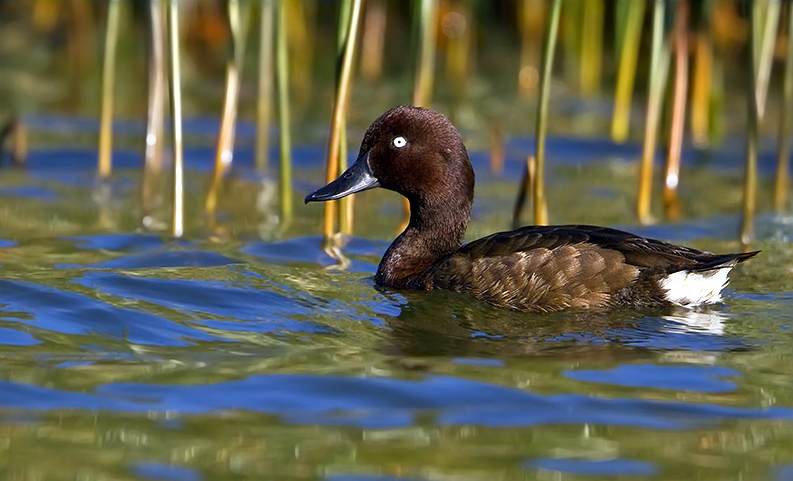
[457,225,757,273]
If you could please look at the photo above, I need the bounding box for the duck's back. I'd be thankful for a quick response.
[410,225,756,312]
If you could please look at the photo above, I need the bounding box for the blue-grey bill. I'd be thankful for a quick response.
[305,152,380,203]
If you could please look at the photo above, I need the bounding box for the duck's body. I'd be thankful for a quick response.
[306,106,757,313]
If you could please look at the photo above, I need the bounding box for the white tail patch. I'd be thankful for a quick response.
[659,265,734,307]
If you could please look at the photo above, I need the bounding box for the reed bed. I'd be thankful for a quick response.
[1,0,791,248]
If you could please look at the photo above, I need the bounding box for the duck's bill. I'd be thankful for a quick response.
[304,152,380,203]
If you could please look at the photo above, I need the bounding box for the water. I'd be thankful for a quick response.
[1,141,792,481]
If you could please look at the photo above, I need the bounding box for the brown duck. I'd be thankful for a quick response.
[306,106,758,313]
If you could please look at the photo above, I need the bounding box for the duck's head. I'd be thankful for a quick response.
[305,106,475,209]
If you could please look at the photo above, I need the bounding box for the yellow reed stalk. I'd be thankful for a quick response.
[97,0,121,179]
[741,1,760,247]
[532,0,562,226]
[691,27,713,149]
[324,0,364,238]
[637,0,672,225]
[579,0,603,97]
[611,0,645,143]
[277,1,293,226]
[286,0,316,113]
[518,0,545,97]
[663,0,689,222]
[774,1,793,212]
[360,0,387,80]
[413,0,438,107]
[205,0,250,222]
[754,0,780,121]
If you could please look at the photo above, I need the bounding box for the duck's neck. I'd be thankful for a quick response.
[375,193,471,289]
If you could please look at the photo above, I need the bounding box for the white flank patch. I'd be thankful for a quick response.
[660,266,733,307]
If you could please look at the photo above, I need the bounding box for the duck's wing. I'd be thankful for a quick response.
[457,224,757,272]
[416,225,757,312]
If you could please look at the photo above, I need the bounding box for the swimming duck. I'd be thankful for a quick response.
[305,106,758,312]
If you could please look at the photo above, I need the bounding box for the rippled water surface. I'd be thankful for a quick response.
[1,142,793,481]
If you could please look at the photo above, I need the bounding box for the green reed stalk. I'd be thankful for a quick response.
[166,0,184,238]
[413,0,438,107]
[579,0,603,97]
[513,0,561,227]
[741,1,760,247]
[256,0,275,173]
[334,0,363,237]
[277,1,293,226]
[532,0,561,226]
[774,1,793,212]
[637,0,672,225]
[611,0,645,143]
[98,0,120,179]
[690,0,714,148]
[754,0,780,121]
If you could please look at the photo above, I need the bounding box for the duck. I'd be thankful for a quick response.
[305,106,758,313]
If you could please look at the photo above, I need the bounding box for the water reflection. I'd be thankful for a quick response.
[377,288,749,359]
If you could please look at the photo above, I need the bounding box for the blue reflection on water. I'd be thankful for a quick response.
[0,279,228,345]
[564,364,740,392]
[0,185,58,200]
[526,457,657,476]
[0,326,41,346]
[131,462,203,481]
[2,375,791,431]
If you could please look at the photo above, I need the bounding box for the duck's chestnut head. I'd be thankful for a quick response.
[305,106,475,206]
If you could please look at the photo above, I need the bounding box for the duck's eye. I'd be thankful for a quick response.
[392,136,408,149]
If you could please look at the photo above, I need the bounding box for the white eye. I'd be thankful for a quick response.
[392,136,407,148]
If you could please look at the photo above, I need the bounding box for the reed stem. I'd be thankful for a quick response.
[256,0,275,173]
[322,0,357,237]
[166,0,184,238]
[774,1,793,212]
[611,0,645,143]
[98,0,120,179]
[360,0,387,80]
[413,0,438,107]
[637,0,672,225]
[277,1,293,226]
[663,0,689,221]
[205,0,250,223]
[579,0,603,97]
[142,0,166,223]
[741,1,760,247]
[532,0,561,226]
[691,2,713,148]
[754,0,780,121]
